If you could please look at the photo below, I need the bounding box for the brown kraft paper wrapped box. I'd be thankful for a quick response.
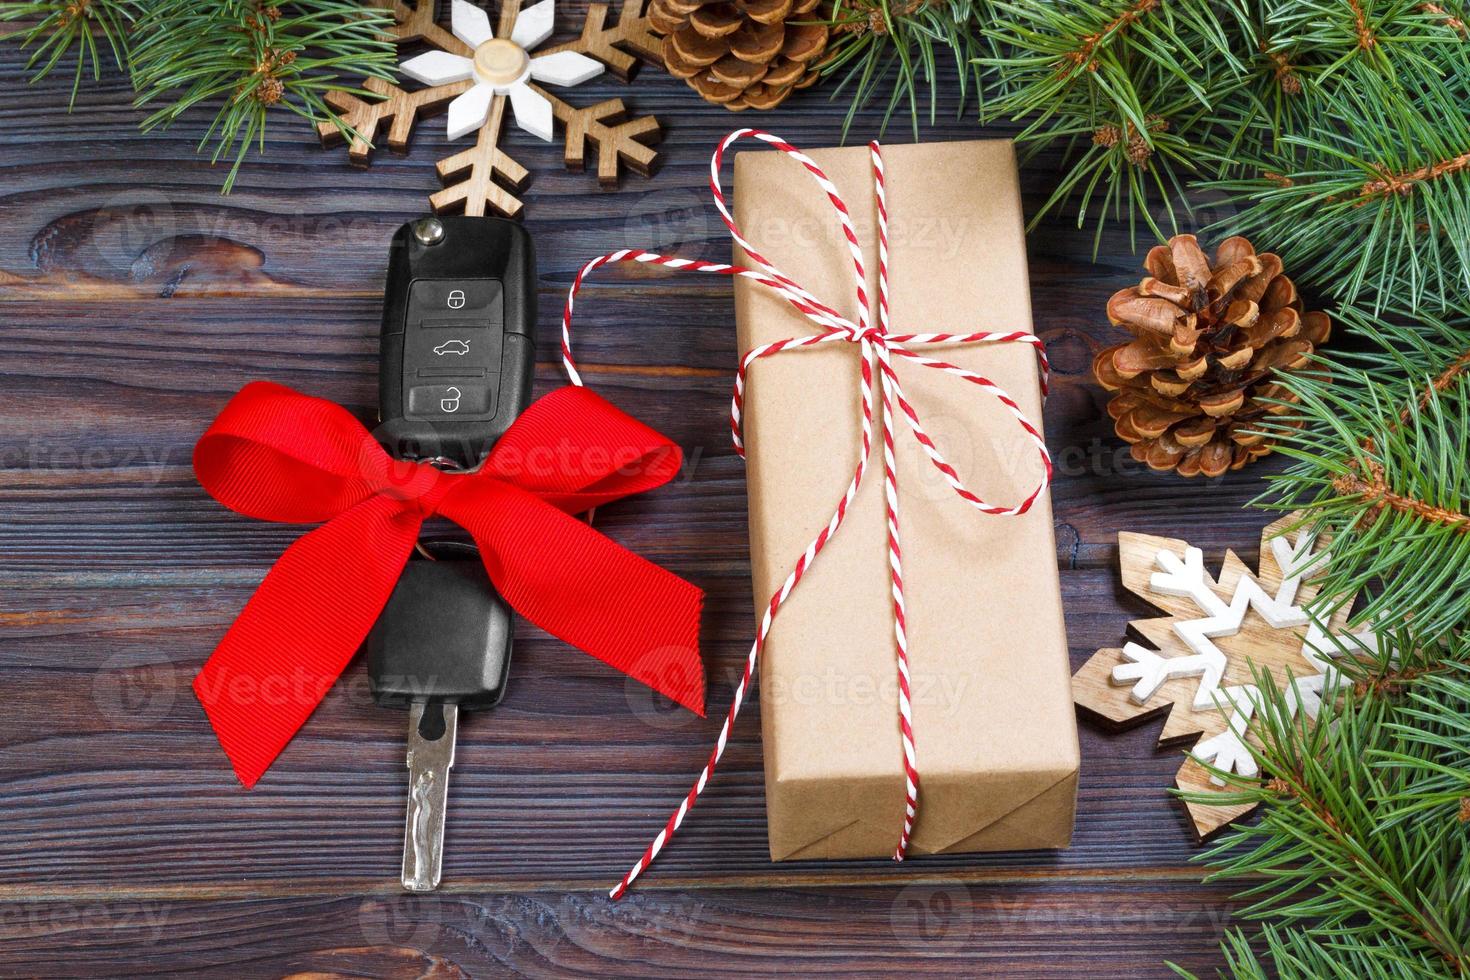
[732,139,1079,861]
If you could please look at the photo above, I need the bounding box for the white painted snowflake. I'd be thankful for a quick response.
[400,0,603,142]
[319,0,664,218]
[1073,514,1388,838]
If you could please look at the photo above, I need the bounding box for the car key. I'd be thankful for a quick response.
[369,216,536,891]
[377,215,536,468]
[365,544,513,891]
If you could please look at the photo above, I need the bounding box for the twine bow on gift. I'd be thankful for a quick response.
[558,129,1054,897]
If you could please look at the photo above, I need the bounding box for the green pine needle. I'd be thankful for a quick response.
[1,0,395,191]
[1256,305,1470,642]
[1204,51,1470,314]
[978,0,1242,248]
[823,0,991,138]
[129,0,396,192]
[1,0,133,108]
[923,0,1470,307]
[1173,634,1470,978]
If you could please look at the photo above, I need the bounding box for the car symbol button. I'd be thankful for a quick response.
[433,339,472,356]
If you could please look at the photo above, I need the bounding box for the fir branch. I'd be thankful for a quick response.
[1180,922,1460,978]
[1176,631,1470,978]
[1420,1,1469,36]
[129,0,396,192]
[0,0,133,106]
[979,0,1243,248]
[927,0,1470,301]
[823,0,991,137]
[983,0,1238,138]
[1209,304,1470,978]
[1258,305,1470,642]
[1010,84,1220,250]
[1356,149,1470,203]
[1264,0,1470,86]
[1204,55,1470,312]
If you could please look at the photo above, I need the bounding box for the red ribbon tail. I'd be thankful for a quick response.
[440,481,706,716]
[193,496,421,787]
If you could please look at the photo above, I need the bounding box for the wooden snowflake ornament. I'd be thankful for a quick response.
[1073,514,1384,840]
[319,0,662,218]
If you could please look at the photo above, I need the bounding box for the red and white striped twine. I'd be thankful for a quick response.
[559,129,1053,899]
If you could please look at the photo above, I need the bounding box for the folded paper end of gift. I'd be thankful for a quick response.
[766,765,1079,861]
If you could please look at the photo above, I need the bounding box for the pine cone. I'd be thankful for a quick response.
[650,0,829,111]
[1092,234,1331,478]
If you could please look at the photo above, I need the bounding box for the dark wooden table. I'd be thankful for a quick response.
[0,11,1277,976]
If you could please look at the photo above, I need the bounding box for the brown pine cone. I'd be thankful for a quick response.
[650,0,829,111]
[1092,234,1331,478]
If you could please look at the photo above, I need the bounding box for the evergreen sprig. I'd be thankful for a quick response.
[978,0,1242,250]
[823,0,992,136]
[836,0,1470,311]
[1264,0,1466,86]
[0,0,133,106]
[129,0,396,191]
[0,0,396,191]
[1256,305,1470,642]
[1171,633,1470,979]
[975,0,1470,302]
[1204,51,1470,313]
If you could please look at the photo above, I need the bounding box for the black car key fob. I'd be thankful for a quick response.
[364,540,514,891]
[377,216,536,468]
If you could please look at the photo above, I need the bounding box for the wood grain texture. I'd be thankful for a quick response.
[0,5,1283,973]
[0,882,1241,978]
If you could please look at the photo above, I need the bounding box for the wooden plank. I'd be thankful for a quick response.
[0,881,1243,977]
[0,569,1219,892]
[0,39,1146,301]
[0,296,1281,573]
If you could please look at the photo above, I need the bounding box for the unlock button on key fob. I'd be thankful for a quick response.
[408,383,492,417]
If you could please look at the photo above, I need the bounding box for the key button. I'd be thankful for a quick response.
[408,279,501,316]
[408,383,493,418]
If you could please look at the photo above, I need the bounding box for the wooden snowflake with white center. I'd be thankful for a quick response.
[319,0,663,218]
[1073,514,1386,839]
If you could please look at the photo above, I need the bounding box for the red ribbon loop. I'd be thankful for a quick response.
[193,380,705,788]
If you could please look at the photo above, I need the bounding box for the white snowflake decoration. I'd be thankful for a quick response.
[1113,531,1385,784]
[1074,514,1392,838]
[319,0,663,217]
[401,0,604,141]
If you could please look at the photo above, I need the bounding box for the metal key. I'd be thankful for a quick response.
[365,551,513,891]
[402,700,458,891]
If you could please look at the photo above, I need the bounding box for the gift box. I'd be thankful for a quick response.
[732,139,1080,861]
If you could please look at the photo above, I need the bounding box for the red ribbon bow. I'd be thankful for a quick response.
[192,380,705,788]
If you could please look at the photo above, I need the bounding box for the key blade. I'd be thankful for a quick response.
[401,700,459,892]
